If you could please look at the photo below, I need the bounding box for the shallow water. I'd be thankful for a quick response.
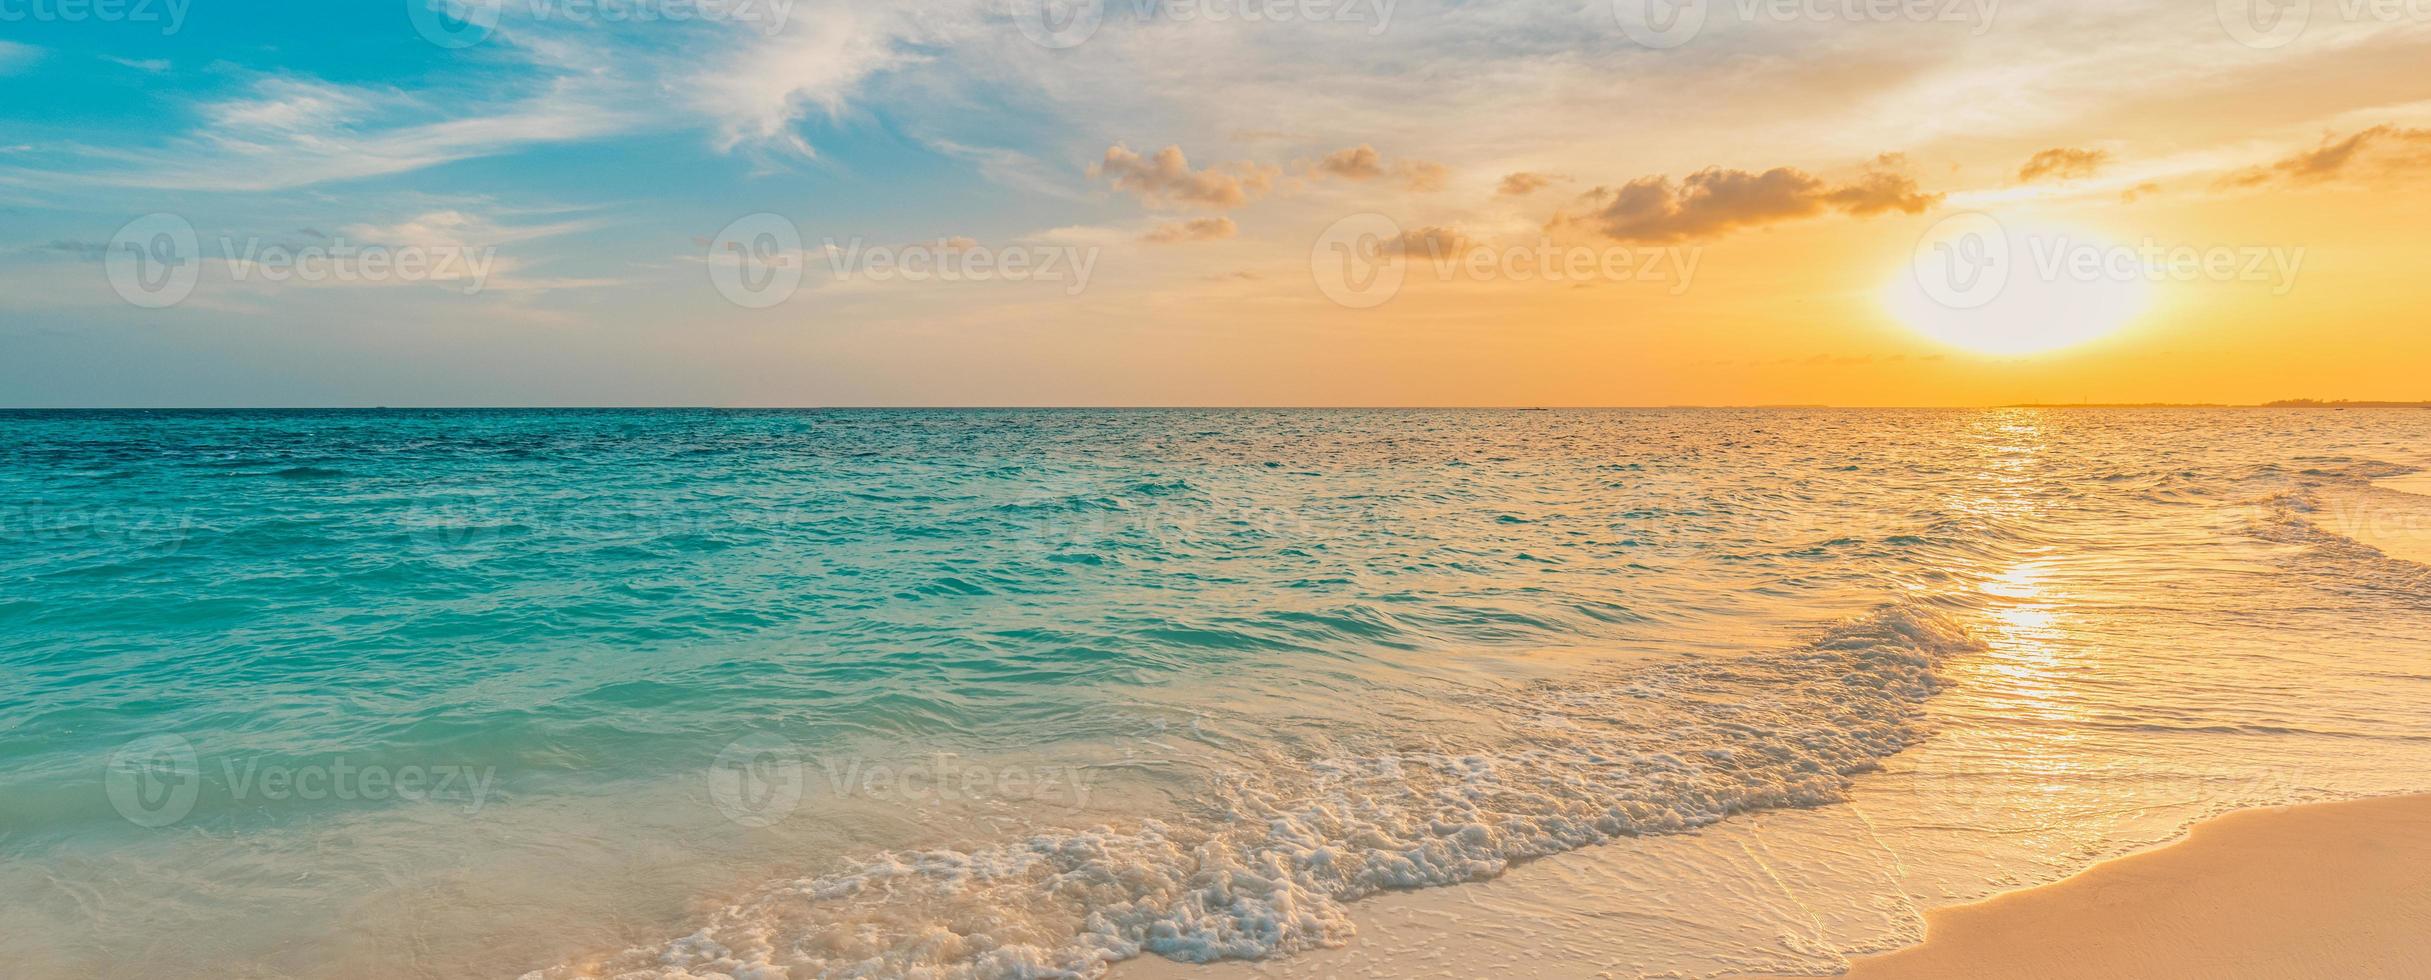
[3,409,2428,978]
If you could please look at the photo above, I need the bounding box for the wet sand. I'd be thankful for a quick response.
[1121,795,2431,979]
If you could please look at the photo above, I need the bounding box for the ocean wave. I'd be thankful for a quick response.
[529,603,1982,980]
[2242,462,2431,606]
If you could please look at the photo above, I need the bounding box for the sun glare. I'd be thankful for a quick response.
[1885,213,2153,356]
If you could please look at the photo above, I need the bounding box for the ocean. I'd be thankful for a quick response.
[4,408,2429,978]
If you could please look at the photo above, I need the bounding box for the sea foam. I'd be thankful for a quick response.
[532,604,1982,980]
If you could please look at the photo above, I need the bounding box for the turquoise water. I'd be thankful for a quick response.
[5,409,2431,978]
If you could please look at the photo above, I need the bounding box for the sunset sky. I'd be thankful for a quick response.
[1,0,2426,406]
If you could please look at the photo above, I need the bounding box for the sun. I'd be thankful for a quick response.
[1884,213,2153,355]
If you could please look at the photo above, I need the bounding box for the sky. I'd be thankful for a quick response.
[0,0,2426,406]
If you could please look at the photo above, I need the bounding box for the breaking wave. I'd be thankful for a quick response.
[533,603,1983,980]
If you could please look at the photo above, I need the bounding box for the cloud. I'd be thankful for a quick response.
[1025,224,1130,246]
[1496,172,1561,196]
[0,41,37,76]
[13,74,639,192]
[693,6,927,157]
[2017,147,2110,183]
[206,77,379,134]
[2218,125,2431,188]
[1379,225,1472,257]
[2120,180,2161,204]
[1312,144,1386,180]
[1398,160,1450,192]
[106,56,171,72]
[341,209,596,250]
[924,139,1084,201]
[29,240,108,260]
[1091,145,1276,211]
[1308,144,1450,192]
[301,209,611,293]
[1549,156,1940,243]
[1142,217,1238,244]
[13,6,927,194]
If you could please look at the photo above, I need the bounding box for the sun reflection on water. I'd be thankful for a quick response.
[1951,412,2094,802]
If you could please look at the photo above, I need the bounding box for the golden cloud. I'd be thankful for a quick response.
[2018,147,2111,183]
[1549,157,1940,243]
[1091,145,1277,210]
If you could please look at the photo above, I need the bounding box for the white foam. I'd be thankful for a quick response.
[529,604,1982,980]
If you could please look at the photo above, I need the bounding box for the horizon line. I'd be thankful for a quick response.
[6,403,2428,412]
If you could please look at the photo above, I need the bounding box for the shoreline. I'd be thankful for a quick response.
[1119,794,2431,979]
[1769,793,2431,979]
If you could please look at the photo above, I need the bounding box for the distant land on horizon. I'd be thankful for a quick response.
[2006,400,2431,409]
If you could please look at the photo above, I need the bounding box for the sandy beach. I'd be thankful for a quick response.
[1810,793,2431,979]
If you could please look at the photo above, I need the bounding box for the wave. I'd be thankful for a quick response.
[2244,461,2431,604]
[529,603,1982,980]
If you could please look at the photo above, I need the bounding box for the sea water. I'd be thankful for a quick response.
[3,408,2429,978]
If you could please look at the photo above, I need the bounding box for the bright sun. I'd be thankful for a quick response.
[1885,213,2153,356]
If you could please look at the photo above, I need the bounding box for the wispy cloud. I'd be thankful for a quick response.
[1142,216,1237,244]
[2217,125,2431,188]
[0,41,40,75]
[23,75,640,192]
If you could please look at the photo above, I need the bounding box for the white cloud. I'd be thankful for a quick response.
[43,75,639,192]
[691,4,948,156]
